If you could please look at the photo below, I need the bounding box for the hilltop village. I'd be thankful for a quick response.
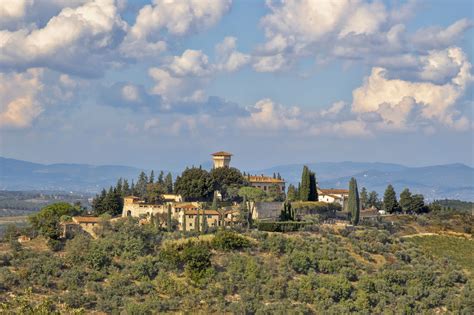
[61,152,356,236]
[3,152,472,314]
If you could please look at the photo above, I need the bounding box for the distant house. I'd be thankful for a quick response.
[61,216,103,238]
[247,175,286,193]
[318,189,349,207]
[162,194,183,203]
[178,209,221,231]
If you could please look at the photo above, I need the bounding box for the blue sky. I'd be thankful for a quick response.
[0,0,473,170]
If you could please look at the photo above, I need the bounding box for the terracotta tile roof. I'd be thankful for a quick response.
[319,189,349,195]
[211,151,232,156]
[248,175,285,183]
[177,204,199,209]
[72,216,102,224]
[183,209,220,215]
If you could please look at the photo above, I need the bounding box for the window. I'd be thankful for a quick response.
[189,223,193,227]
[188,215,193,219]
[208,215,212,218]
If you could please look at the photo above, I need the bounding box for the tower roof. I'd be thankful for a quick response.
[211,151,232,157]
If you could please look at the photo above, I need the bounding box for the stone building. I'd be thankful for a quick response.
[61,216,102,238]
[178,209,221,231]
[212,151,232,168]
[247,175,286,193]
[122,196,167,218]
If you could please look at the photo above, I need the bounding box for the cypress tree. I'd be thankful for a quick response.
[300,166,311,201]
[383,184,399,213]
[201,210,208,233]
[182,213,186,232]
[308,171,317,201]
[167,204,172,231]
[149,170,155,184]
[211,192,218,210]
[360,187,368,209]
[348,178,360,225]
[287,184,297,201]
[195,210,200,233]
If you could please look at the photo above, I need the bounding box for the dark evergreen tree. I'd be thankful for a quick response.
[174,168,213,201]
[410,194,427,214]
[399,188,413,213]
[158,171,164,185]
[211,191,219,210]
[383,184,399,213]
[308,171,317,201]
[368,191,379,208]
[167,204,172,232]
[299,166,311,201]
[360,187,368,209]
[135,171,148,198]
[123,179,130,196]
[286,184,297,201]
[164,172,173,194]
[277,172,282,180]
[348,178,360,225]
[149,170,155,184]
[201,210,208,233]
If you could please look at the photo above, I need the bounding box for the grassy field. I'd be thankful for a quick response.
[407,235,474,277]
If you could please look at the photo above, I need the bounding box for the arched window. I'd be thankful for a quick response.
[126,210,132,217]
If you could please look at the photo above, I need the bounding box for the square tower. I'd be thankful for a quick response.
[211,151,232,168]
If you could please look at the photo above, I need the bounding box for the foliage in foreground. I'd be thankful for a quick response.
[0,218,473,314]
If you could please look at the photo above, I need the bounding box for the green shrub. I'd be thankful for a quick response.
[257,221,311,232]
[211,230,251,251]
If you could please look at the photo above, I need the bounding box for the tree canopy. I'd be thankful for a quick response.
[174,167,214,201]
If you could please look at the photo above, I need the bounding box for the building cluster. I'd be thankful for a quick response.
[61,151,349,237]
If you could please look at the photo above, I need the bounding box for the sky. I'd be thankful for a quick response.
[0,0,473,171]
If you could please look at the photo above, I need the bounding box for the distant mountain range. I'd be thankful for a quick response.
[1,157,473,201]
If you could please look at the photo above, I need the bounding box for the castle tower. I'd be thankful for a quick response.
[211,151,232,168]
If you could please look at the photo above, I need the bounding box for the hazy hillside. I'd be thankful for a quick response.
[0,157,145,193]
[1,157,473,200]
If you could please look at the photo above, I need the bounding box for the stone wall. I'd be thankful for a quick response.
[251,202,284,221]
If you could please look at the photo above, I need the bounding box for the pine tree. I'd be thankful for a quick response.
[383,184,399,213]
[399,188,412,213]
[135,171,148,198]
[149,170,155,184]
[123,179,130,196]
[164,173,173,194]
[348,178,360,225]
[158,171,164,184]
[368,191,379,208]
[116,178,123,197]
[360,187,368,209]
[299,166,311,201]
